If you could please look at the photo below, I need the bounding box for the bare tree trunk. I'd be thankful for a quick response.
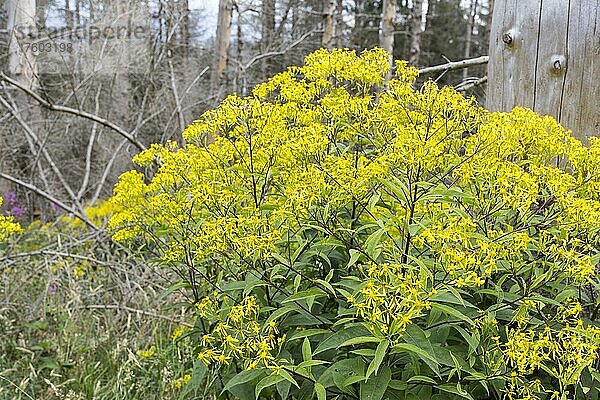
[212,0,234,97]
[335,0,343,48]
[211,0,233,97]
[37,0,48,28]
[322,0,336,50]
[74,0,81,26]
[463,0,478,80]
[6,0,38,89]
[65,0,73,31]
[234,4,246,95]
[180,0,190,59]
[89,0,95,22]
[409,0,423,66]
[261,0,276,78]
[379,0,397,79]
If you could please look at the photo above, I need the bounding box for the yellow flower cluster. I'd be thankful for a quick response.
[0,196,22,242]
[503,321,600,394]
[414,215,511,287]
[195,296,284,372]
[348,264,432,343]
[137,345,156,358]
[170,373,191,390]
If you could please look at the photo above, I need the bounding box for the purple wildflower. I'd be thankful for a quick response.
[9,206,24,217]
[4,191,17,205]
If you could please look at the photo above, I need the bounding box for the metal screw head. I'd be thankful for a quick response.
[502,32,513,44]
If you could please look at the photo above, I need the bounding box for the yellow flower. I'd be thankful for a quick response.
[137,345,156,358]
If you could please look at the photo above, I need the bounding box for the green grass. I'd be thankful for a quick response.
[0,223,200,400]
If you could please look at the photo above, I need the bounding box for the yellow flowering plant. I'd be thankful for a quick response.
[109,48,600,400]
[0,196,23,242]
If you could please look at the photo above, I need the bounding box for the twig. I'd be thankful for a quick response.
[456,76,488,92]
[0,72,147,151]
[0,92,82,210]
[78,85,102,201]
[91,139,128,204]
[418,55,489,76]
[237,29,319,71]
[0,172,99,230]
[169,60,186,135]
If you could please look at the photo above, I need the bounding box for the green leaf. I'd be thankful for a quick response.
[431,302,474,326]
[220,280,247,292]
[265,305,299,325]
[454,326,479,355]
[287,329,330,341]
[282,288,328,304]
[350,349,376,357]
[318,358,366,389]
[342,373,367,388]
[279,369,300,388]
[183,361,208,394]
[407,375,437,384]
[364,228,386,259]
[314,325,371,355]
[388,380,408,391]
[223,369,264,394]
[316,279,336,296]
[276,380,291,400]
[360,365,391,400]
[315,382,327,400]
[390,343,440,371]
[348,249,361,268]
[381,177,410,205]
[255,374,285,399]
[338,336,382,348]
[438,383,475,400]
[302,337,312,362]
[243,279,268,296]
[295,360,329,370]
[158,281,190,301]
[366,339,389,380]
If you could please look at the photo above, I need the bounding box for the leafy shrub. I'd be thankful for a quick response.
[109,48,600,400]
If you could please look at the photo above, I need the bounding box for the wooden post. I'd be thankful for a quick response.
[487,1,600,142]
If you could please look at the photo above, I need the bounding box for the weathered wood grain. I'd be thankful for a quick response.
[487,0,600,142]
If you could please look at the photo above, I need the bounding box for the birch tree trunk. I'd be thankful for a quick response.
[6,0,38,89]
[4,0,43,203]
[322,0,337,50]
[379,0,396,55]
[212,0,234,97]
[409,0,423,66]
[379,0,396,79]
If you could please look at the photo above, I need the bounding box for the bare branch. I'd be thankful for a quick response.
[0,92,82,209]
[78,85,102,201]
[418,55,489,76]
[456,76,488,92]
[239,29,319,71]
[0,172,99,230]
[0,72,147,151]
